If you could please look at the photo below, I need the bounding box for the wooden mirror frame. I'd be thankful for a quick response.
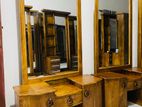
[94,0,132,73]
[19,0,82,84]
[138,0,142,67]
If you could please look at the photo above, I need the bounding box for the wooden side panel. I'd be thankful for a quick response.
[117,14,125,65]
[104,79,127,107]
[83,82,102,107]
[0,3,5,107]
[138,0,142,67]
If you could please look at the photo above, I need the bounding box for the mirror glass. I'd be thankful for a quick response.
[24,0,78,76]
[98,0,129,67]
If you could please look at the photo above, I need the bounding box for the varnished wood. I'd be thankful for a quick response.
[138,0,142,67]
[69,75,102,107]
[14,75,102,107]
[0,5,5,107]
[94,0,99,73]
[20,0,28,84]
[95,72,127,107]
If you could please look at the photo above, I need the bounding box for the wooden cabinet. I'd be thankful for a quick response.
[14,82,56,107]
[14,75,102,107]
[95,72,127,107]
[68,75,102,107]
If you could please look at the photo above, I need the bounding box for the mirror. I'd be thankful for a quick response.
[94,0,132,70]
[98,0,129,67]
[23,0,79,77]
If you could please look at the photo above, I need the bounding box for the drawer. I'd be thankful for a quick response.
[55,92,82,107]
[127,79,142,91]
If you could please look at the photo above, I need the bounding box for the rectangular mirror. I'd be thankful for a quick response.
[20,0,82,83]
[94,0,132,71]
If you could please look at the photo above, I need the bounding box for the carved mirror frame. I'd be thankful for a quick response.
[94,0,132,73]
[138,0,142,67]
[19,0,82,84]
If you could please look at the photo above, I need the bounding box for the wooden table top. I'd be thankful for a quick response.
[13,82,55,96]
[68,75,102,86]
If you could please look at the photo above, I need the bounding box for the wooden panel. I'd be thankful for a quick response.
[95,72,127,107]
[138,0,142,67]
[68,75,102,107]
[117,14,125,65]
[16,93,55,107]
[104,78,127,107]
[55,92,82,107]
[0,4,5,107]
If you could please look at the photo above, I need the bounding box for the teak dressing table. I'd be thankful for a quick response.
[94,0,142,106]
[13,0,102,107]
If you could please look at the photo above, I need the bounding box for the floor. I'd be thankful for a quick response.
[128,102,142,107]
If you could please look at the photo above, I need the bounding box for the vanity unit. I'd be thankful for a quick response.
[94,0,142,106]
[13,0,103,107]
[14,76,102,107]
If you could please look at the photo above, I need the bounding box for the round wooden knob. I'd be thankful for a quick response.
[134,81,138,87]
[84,90,90,97]
[47,98,54,107]
[67,96,73,106]
[122,82,127,88]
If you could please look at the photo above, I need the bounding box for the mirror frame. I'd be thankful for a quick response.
[138,0,142,67]
[19,0,82,84]
[94,0,132,73]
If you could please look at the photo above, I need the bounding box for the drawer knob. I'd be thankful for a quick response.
[47,98,54,107]
[134,82,138,87]
[84,90,90,97]
[122,82,127,88]
[67,96,73,106]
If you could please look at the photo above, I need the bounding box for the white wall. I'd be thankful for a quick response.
[1,0,20,107]
[99,0,129,13]
[25,0,76,16]
[0,0,138,106]
[82,0,95,74]
[132,0,138,67]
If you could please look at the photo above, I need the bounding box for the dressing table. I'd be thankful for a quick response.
[94,0,142,106]
[13,0,102,107]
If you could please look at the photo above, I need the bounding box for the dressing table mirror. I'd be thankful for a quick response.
[94,0,142,106]
[13,0,103,107]
[21,0,83,84]
[94,0,132,72]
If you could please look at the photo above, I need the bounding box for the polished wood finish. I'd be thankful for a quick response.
[95,72,127,107]
[14,75,102,107]
[138,0,142,67]
[69,75,102,107]
[0,4,5,107]
[19,0,82,84]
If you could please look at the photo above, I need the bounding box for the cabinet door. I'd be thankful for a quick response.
[104,78,127,107]
[83,82,102,107]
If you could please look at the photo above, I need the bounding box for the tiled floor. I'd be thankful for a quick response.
[128,102,142,107]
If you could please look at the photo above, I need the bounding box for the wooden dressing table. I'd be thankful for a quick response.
[13,0,103,107]
[94,0,142,106]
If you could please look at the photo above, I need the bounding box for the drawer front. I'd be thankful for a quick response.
[18,93,55,107]
[55,92,82,107]
[127,79,142,91]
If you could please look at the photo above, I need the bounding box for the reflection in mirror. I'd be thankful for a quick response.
[24,0,78,76]
[98,0,129,67]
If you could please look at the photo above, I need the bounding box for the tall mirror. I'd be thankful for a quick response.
[94,0,132,71]
[20,0,82,83]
